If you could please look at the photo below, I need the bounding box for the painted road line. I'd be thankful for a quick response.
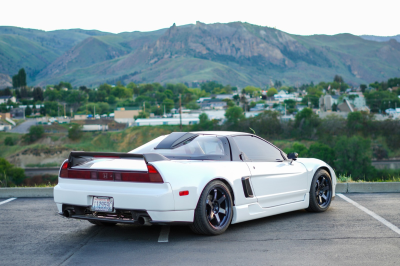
[0,198,17,205]
[337,193,400,236]
[158,226,170,243]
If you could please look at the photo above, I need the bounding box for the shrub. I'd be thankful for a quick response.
[0,158,26,186]
[334,136,373,180]
[4,136,14,146]
[68,124,83,140]
[25,125,44,142]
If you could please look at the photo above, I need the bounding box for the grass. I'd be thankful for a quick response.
[25,162,60,168]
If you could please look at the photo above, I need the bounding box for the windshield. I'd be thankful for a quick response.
[130,135,231,161]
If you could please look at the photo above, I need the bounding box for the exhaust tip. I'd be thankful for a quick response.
[138,216,152,226]
[63,209,72,218]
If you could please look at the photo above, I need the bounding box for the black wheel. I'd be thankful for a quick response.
[307,169,332,212]
[88,220,118,226]
[190,180,233,235]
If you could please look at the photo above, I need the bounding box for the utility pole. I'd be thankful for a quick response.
[94,106,95,118]
[285,104,286,116]
[143,102,145,113]
[58,105,59,117]
[179,94,182,130]
[64,103,66,117]
[164,105,166,117]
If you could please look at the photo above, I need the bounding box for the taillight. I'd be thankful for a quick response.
[59,161,163,183]
[147,164,163,183]
[60,161,69,177]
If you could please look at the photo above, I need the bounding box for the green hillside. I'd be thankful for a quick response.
[1,23,399,87]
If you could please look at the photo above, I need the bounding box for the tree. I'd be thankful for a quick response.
[334,136,373,180]
[308,142,335,167]
[225,106,245,125]
[25,106,32,116]
[294,108,320,139]
[162,98,174,113]
[12,68,27,88]
[33,87,44,101]
[26,125,44,142]
[284,142,308,157]
[68,124,83,140]
[0,157,26,186]
[334,75,344,83]
[360,84,367,92]
[267,88,278,97]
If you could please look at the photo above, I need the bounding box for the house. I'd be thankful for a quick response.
[0,96,16,104]
[0,112,11,120]
[274,91,297,102]
[135,118,199,126]
[250,103,266,112]
[114,108,140,123]
[337,99,354,112]
[200,99,227,110]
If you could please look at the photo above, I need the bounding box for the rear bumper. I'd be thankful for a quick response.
[54,178,194,223]
[57,211,194,225]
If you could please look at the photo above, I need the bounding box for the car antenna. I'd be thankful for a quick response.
[249,127,256,134]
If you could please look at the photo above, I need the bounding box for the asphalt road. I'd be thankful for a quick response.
[1,194,400,266]
[9,119,37,134]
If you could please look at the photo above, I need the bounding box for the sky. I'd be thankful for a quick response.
[1,0,399,36]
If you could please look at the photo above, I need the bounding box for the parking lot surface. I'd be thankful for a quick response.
[1,193,400,266]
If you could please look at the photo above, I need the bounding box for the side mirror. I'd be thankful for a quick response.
[287,152,298,160]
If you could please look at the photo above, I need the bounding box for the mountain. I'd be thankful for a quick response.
[0,26,110,82]
[0,73,11,89]
[360,35,400,43]
[1,23,400,87]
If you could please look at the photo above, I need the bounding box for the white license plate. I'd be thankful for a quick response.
[91,197,114,212]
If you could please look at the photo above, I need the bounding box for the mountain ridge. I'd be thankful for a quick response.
[0,24,399,87]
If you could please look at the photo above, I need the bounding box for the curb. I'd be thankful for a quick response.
[0,187,53,198]
[1,182,400,198]
[336,182,400,193]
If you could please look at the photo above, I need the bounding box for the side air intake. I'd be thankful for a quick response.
[241,177,254,198]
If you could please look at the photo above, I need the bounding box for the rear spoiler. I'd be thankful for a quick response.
[67,152,169,168]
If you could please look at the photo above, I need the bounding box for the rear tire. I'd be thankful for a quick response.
[190,180,233,235]
[306,169,332,212]
[88,220,118,226]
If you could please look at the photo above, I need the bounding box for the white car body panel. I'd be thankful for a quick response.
[246,161,308,208]
[54,131,337,225]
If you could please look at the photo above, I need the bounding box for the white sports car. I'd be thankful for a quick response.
[54,131,336,235]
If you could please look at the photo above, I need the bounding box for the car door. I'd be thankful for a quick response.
[232,135,308,208]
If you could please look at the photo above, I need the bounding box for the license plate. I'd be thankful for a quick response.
[91,197,114,212]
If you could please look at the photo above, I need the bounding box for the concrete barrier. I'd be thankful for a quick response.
[0,187,53,198]
[1,182,400,198]
[336,183,348,193]
[347,182,400,193]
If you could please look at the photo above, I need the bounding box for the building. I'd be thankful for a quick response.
[273,91,298,102]
[114,108,140,123]
[135,118,199,126]
[0,96,16,104]
[200,99,227,110]
[0,112,11,120]
[337,99,354,113]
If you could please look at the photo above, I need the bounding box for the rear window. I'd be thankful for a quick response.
[130,135,231,161]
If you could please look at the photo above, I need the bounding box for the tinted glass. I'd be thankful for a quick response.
[130,135,230,161]
[233,136,283,162]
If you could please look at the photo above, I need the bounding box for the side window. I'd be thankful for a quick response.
[233,136,283,162]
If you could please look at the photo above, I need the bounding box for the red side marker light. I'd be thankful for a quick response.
[179,190,189,196]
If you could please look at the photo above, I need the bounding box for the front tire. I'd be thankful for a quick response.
[190,181,233,235]
[307,169,332,212]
